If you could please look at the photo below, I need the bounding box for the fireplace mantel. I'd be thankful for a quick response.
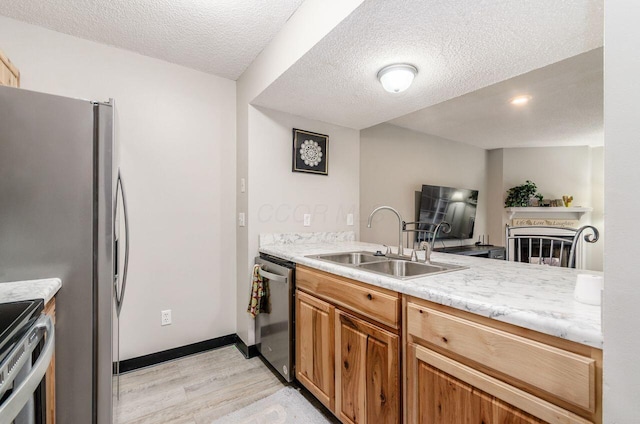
[505,206,593,220]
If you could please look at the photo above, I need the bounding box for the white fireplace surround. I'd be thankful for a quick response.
[505,206,593,220]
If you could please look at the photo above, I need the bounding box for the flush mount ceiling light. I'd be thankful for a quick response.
[510,95,532,106]
[377,64,418,93]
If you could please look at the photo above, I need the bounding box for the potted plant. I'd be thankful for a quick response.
[504,180,544,207]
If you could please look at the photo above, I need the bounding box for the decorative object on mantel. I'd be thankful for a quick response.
[504,180,544,207]
[563,195,574,207]
[506,206,593,220]
[292,128,328,175]
[512,218,578,227]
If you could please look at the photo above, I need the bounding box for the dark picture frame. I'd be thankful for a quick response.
[292,128,329,175]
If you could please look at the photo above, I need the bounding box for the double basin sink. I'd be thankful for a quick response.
[307,251,466,280]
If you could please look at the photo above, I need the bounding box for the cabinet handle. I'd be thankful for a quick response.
[367,294,373,300]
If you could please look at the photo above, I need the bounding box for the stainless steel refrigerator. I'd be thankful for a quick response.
[0,85,129,424]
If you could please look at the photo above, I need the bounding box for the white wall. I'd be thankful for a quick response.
[249,107,360,236]
[359,124,488,249]
[503,147,593,206]
[235,0,365,346]
[0,16,237,360]
[234,106,360,345]
[603,2,640,421]
[589,147,604,272]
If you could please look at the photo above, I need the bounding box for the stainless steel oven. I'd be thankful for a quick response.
[255,255,295,382]
[0,299,54,424]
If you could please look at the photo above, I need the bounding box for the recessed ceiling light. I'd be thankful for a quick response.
[377,64,418,93]
[510,95,532,106]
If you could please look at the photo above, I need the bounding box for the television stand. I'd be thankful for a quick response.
[434,245,505,260]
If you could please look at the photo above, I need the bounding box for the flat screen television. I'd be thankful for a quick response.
[417,184,479,241]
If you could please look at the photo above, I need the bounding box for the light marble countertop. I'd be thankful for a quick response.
[259,238,603,349]
[0,278,62,305]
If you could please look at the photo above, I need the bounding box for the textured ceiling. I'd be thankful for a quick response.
[0,0,304,80]
[253,0,603,132]
[389,48,603,149]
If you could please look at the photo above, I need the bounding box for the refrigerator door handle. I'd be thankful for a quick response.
[113,169,130,400]
[114,169,130,317]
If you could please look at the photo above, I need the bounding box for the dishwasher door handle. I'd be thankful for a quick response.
[258,268,288,284]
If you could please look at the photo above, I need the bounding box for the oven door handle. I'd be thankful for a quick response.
[0,315,54,424]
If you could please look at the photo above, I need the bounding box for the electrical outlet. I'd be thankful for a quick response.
[161,310,172,326]
[347,213,354,226]
[303,214,311,227]
[238,212,245,227]
[240,178,246,193]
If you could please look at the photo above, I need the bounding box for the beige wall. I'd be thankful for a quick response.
[486,149,505,247]
[0,16,237,360]
[359,124,488,249]
[603,2,640,420]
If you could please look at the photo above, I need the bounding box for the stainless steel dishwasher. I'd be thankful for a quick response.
[254,254,295,382]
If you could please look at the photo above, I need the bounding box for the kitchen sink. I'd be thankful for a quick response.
[309,251,386,265]
[358,260,465,279]
[308,251,466,279]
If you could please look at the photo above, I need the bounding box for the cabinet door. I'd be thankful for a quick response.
[492,398,547,424]
[295,290,335,411]
[416,359,493,423]
[414,359,545,424]
[408,343,567,424]
[335,310,399,424]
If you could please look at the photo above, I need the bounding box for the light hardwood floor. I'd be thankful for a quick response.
[113,345,288,424]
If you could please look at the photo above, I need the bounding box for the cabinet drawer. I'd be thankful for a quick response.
[407,302,596,412]
[297,266,400,329]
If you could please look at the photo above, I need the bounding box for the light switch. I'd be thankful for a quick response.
[303,214,311,227]
[240,178,246,193]
[238,212,245,227]
[347,213,354,226]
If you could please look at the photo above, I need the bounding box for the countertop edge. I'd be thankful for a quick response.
[0,278,62,305]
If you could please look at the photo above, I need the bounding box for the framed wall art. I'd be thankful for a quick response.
[292,128,328,175]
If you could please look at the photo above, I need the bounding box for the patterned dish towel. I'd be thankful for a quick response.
[247,264,269,317]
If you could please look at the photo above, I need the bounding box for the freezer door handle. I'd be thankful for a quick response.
[114,168,130,317]
[0,315,54,424]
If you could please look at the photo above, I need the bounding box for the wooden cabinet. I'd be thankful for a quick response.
[295,266,401,424]
[335,310,399,424]
[0,49,20,88]
[405,297,601,424]
[294,265,602,424]
[43,297,56,424]
[296,290,335,410]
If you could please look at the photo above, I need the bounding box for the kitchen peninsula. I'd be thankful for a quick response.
[259,232,602,424]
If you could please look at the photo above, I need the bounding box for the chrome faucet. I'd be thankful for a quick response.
[419,241,432,263]
[367,206,404,257]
